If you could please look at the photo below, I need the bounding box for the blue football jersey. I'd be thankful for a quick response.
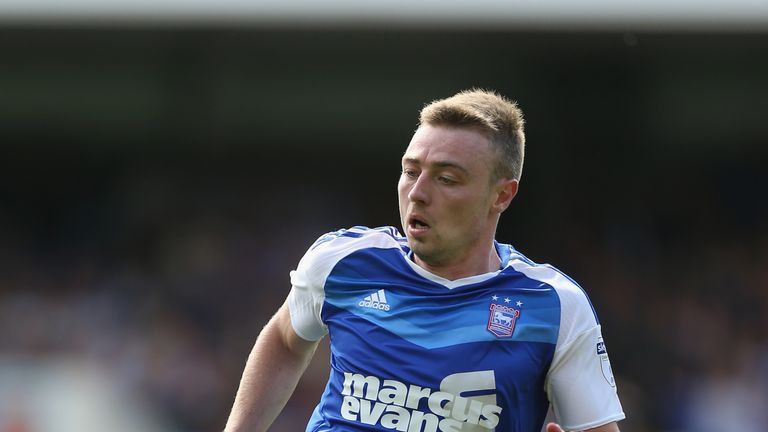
[287,226,624,432]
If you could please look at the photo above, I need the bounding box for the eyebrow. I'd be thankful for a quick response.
[402,157,469,175]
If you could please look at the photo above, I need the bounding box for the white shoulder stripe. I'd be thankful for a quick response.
[507,255,581,293]
[507,253,599,348]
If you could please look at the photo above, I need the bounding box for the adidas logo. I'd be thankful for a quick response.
[358,289,391,311]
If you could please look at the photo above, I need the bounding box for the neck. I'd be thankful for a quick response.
[413,244,501,281]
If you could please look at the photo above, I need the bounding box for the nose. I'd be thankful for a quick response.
[407,173,431,205]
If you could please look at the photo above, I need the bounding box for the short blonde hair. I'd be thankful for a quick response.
[419,89,525,181]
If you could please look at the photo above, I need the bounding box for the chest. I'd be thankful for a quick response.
[320,251,561,391]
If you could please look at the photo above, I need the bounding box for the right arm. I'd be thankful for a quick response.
[224,301,320,432]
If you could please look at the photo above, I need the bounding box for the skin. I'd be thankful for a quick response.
[224,302,319,432]
[398,124,518,280]
[224,123,619,432]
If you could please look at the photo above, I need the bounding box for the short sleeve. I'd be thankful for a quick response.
[545,285,625,430]
[286,237,332,341]
[287,274,327,342]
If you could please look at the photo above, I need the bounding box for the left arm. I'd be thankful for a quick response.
[546,421,620,432]
[545,280,625,431]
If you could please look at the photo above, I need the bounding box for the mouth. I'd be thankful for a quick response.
[407,215,431,236]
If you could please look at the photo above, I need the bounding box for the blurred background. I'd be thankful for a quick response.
[1,2,767,431]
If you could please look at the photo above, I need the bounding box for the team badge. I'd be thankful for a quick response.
[487,303,520,338]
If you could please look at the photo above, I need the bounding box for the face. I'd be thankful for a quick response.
[398,124,514,268]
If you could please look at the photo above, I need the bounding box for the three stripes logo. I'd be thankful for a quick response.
[358,289,391,311]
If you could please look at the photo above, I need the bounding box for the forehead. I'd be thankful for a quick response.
[402,125,495,170]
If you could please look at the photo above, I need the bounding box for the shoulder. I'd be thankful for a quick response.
[295,226,407,283]
[307,225,407,260]
[502,245,599,343]
[309,225,406,252]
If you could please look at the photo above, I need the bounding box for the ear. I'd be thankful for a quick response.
[491,178,518,214]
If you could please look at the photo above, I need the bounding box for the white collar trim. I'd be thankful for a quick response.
[403,251,504,289]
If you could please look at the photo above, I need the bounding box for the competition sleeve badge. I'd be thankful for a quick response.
[597,337,616,387]
[487,303,520,338]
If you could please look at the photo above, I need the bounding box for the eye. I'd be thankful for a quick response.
[438,175,457,185]
[402,168,418,178]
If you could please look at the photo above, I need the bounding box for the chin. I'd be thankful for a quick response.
[407,241,426,256]
[409,244,439,264]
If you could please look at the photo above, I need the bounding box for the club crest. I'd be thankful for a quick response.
[487,303,520,338]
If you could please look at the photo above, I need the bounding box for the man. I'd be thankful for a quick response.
[225,89,625,432]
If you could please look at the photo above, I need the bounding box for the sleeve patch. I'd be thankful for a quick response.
[597,337,616,387]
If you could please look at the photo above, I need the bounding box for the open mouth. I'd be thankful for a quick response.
[408,216,430,232]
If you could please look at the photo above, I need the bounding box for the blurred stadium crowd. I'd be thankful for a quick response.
[1,155,766,432]
[1,28,767,432]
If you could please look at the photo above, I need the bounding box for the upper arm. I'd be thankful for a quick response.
[273,300,321,357]
[545,277,624,430]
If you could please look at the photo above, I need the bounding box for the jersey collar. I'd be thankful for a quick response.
[404,241,510,289]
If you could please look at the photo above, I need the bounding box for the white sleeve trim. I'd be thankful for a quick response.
[561,413,626,432]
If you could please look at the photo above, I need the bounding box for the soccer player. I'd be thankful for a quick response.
[224,89,625,432]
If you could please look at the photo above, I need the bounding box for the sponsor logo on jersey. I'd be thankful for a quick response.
[486,304,520,338]
[596,337,616,387]
[340,370,502,431]
[359,289,391,311]
[596,341,607,355]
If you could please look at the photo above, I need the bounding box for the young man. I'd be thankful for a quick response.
[225,90,625,432]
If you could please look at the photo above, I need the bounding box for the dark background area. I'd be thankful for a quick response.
[1,28,767,432]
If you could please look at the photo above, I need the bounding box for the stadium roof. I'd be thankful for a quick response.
[2,0,768,30]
